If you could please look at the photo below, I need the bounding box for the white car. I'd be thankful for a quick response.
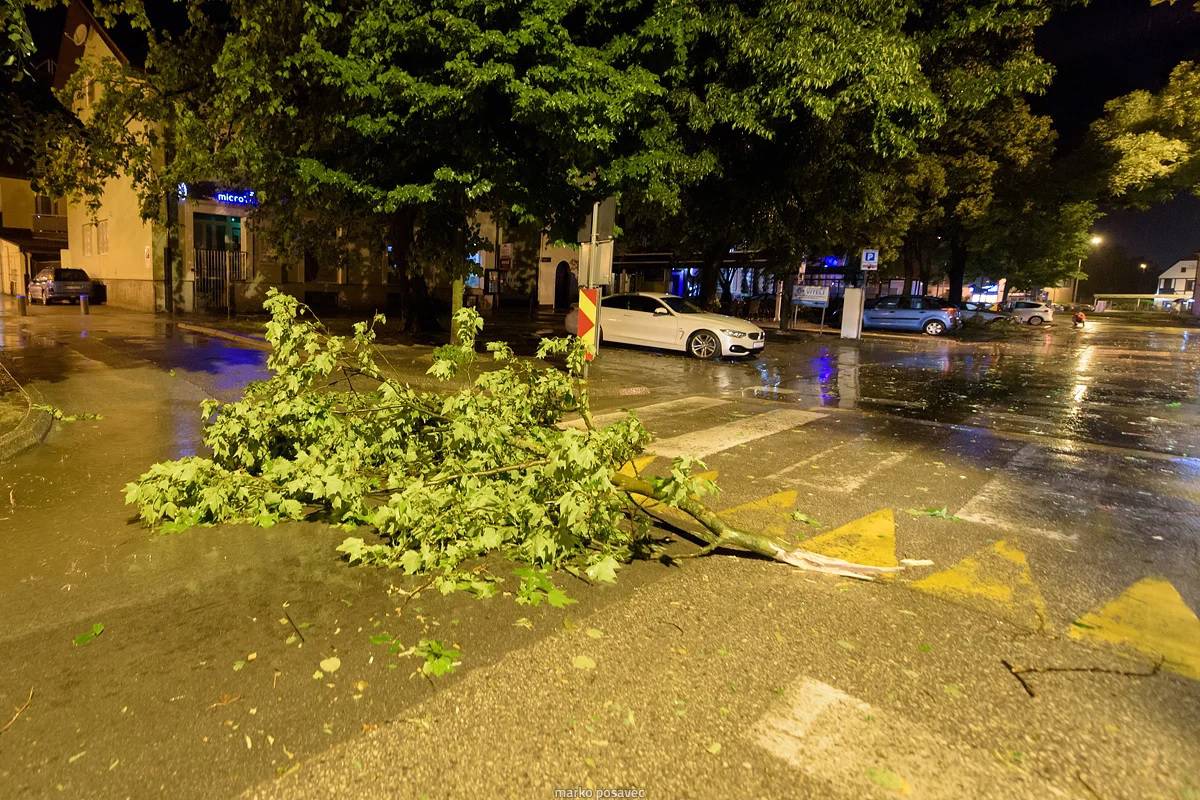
[595,293,766,358]
[1006,300,1054,326]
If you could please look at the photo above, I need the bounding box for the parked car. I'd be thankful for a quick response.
[863,295,960,335]
[1006,300,1054,325]
[27,267,97,305]
[597,292,766,358]
[955,301,1012,324]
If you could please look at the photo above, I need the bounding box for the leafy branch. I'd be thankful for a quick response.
[124,290,907,591]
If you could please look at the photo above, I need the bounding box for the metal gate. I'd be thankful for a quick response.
[194,249,250,314]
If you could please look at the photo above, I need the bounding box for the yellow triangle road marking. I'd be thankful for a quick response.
[802,508,897,568]
[718,490,797,538]
[617,456,657,477]
[911,540,1047,630]
[1069,578,1200,681]
[720,489,798,518]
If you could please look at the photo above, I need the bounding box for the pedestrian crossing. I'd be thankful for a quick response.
[593,393,1200,683]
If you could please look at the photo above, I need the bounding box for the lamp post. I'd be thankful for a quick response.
[1073,235,1103,304]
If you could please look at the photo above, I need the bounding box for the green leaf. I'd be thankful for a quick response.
[72,622,104,647]
[866,767,908,793]
[585,555,620,584]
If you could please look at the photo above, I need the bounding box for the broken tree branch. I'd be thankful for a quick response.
[609,472,901,580]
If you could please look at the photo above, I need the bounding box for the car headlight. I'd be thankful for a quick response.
[720,329,747,338]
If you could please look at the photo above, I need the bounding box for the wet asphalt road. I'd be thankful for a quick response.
[0,299,1197,799]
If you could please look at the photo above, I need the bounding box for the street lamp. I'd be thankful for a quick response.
[1074,235,1103,304]
[1139,262,1147,271]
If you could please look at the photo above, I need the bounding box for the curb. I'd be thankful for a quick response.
[0,385,53,463]
[174,322,271,351]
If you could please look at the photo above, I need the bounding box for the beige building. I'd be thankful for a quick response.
[49,1,389,315]
[0,174,67,296]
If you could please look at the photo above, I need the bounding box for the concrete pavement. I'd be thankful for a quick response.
[0,298,1197,799]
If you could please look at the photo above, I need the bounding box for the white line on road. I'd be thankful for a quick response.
[561,395,730,430]
[769,437,910,493]
[752,677,1064,797]
[955,443,1078,543]
[764,436,863,482]
[648,409,825,459]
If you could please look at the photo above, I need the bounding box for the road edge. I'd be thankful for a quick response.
[0,384,53,462]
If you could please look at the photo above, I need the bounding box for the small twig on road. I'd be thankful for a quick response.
[1001,659,1036,697]
[1,687,33,734]
[1001,657,1162,698]
[206,693,241,710]
[395,575,437,620]
[283,611,305,644]
[1076,772,1103,800]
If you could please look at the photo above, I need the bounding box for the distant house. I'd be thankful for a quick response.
[0,171,67,296]
[1156,260,1197,310]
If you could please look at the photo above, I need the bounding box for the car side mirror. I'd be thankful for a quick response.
[653,307,670,316]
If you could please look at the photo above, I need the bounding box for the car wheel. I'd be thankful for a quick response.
[923,319,947,336]
[1027,315,1043,326]
[687,330,721,359]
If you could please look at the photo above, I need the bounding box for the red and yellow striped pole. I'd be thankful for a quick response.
[577,287,599,361]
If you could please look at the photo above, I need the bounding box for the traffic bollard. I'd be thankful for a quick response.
[80,294,90,315]
[16,295,27,316]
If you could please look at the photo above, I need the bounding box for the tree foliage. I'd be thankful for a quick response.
[1093,61,1200,206]
[124,294,899,588]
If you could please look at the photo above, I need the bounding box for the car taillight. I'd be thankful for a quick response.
[943,307,956,315]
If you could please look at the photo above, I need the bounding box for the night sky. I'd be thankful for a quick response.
[1035,0,1200,271]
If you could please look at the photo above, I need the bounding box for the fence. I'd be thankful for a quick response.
[194,249,251,314]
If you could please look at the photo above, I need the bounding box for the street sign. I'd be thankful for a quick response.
[860,249,879,271]
[577,240,614,286]
[577,197,617,242]
[577,287,599,361]
[795,285,830,307]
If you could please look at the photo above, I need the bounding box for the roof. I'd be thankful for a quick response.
[1158,260,1197,280]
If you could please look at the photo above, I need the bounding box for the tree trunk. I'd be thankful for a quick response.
[698,243,727,309]
[779,270,796,330]
[947,230,967,303]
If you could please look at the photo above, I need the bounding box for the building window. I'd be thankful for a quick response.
[97,220,109,254]
[82,223,94,256]
[1188,280,1196,292]
[1161,278,1173,291]
[34,195,63,216]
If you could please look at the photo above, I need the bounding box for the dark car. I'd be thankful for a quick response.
[28,267,98,305]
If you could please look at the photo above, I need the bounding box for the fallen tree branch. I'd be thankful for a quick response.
[609,472,901,580]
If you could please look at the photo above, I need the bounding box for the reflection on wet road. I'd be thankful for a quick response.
[593,320,1200,456]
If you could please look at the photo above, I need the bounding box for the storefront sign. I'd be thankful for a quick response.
[214,189,258,206]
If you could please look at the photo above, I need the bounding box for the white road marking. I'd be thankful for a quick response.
[764,436,862,482]
[561,395,730,430]
[956,443,1078,542]
[648,409,825,459]
[752,677,1063,797]
[774,437,911,494]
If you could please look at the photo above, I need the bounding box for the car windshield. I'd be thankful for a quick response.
[659,296,703,314]
[57,269,89,281]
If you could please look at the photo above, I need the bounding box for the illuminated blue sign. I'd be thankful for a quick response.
[214,189,258,206]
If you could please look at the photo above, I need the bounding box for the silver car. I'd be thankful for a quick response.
[28,267,94,304]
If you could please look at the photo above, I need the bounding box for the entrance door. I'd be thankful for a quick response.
[193,213,244,313]
[554,261,574,310]
[194,213,242,251]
